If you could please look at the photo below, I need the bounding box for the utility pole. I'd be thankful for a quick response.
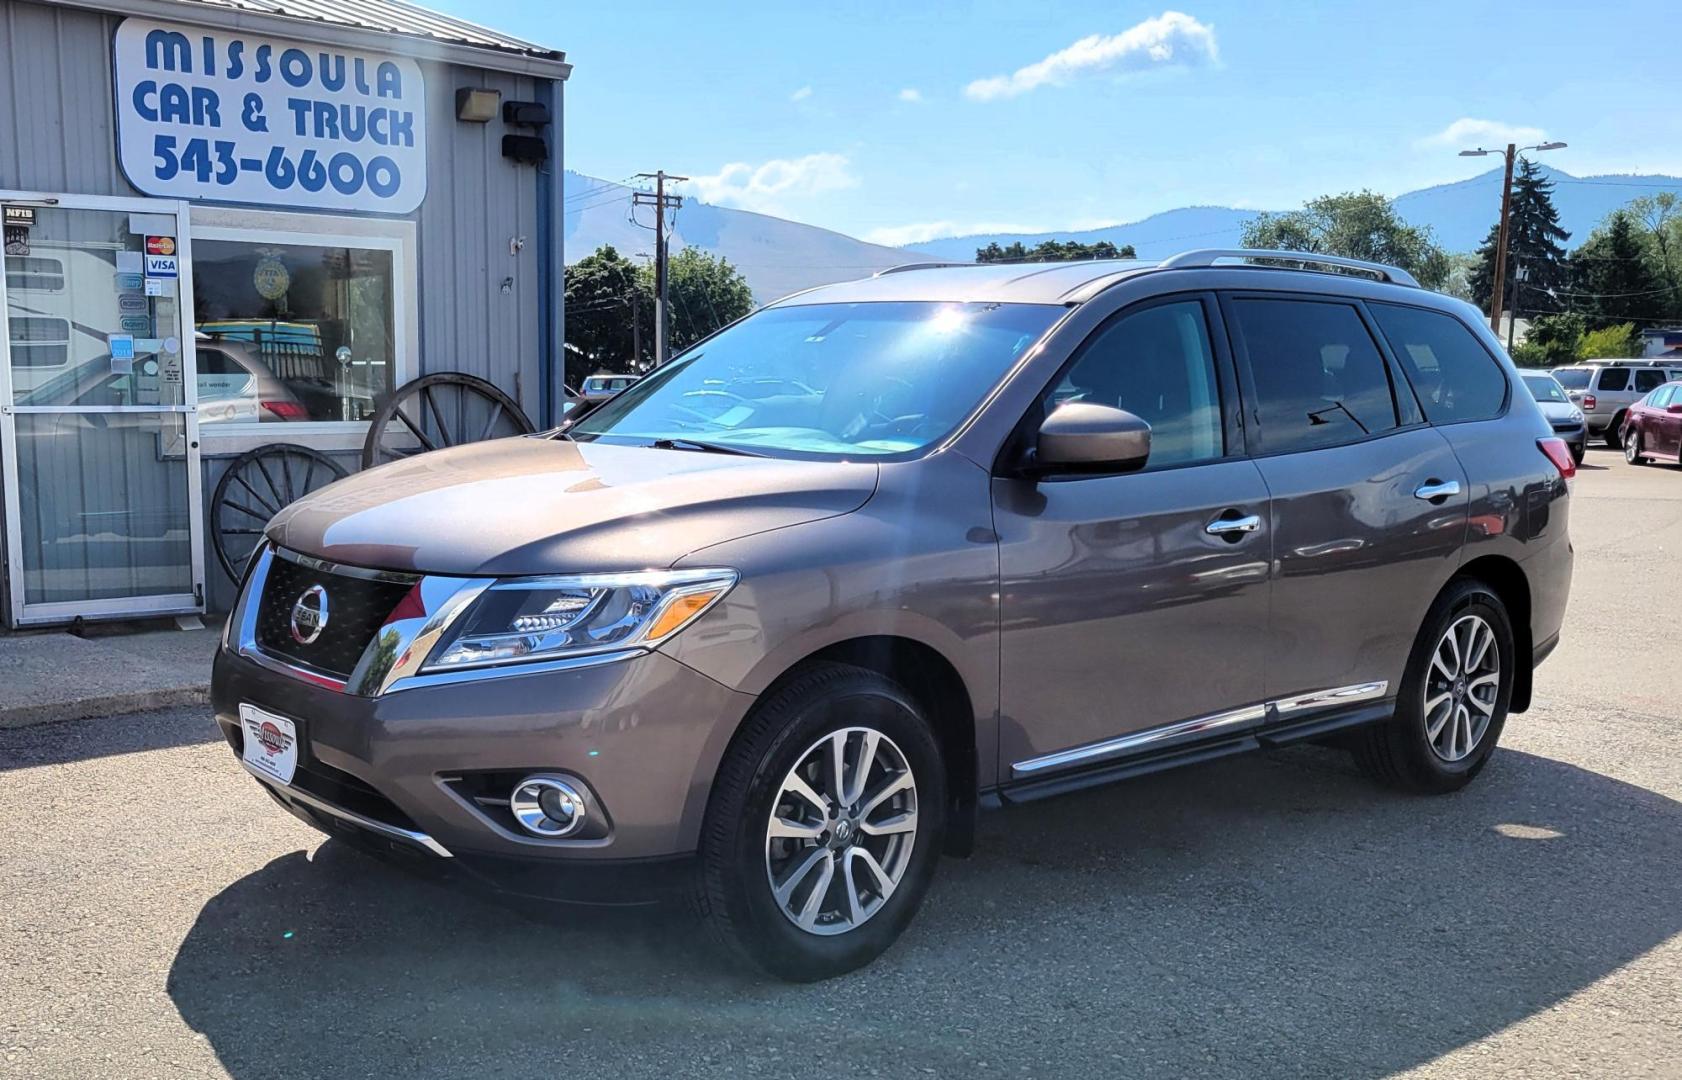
[1507,260,1528,351]
[633,171,687,365]
[1488,144,1517,337]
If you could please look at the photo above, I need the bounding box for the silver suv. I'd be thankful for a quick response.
[1551,360,1682,447]
[213,250,1576,980]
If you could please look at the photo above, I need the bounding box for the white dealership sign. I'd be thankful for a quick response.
[113,18,427,213]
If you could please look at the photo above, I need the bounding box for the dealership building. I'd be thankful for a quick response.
[0,0,570,625]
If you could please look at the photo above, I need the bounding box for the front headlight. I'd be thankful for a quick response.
[425,568,737,671]
[1569,408,1584,423]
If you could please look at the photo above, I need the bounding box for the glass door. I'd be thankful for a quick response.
[0,194,203,626]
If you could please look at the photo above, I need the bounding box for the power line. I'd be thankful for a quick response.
[632,171,688,365]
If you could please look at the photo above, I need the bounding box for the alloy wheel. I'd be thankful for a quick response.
[1423,614,1501,763]
[1626,432,1641,464]
[764,726,918,936]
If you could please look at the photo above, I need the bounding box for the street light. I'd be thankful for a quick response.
[1458,140,1568,334]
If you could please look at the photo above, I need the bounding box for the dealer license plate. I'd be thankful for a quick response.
[239,704,298,787]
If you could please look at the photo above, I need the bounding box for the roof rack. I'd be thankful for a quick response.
[1158,249,1420,288]
[874,262,974,276]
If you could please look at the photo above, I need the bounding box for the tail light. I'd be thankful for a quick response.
[1582,394,1596,411]
[1538,437,1576,480]
[260,399,308,421]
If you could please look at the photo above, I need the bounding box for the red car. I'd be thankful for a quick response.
[1622,380,1682,465]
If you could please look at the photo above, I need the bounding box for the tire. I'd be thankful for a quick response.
[691,662,947,982]
[1570,443,1585,466]
[1354,579,1515,794]
[1625,429,1646,465]
[1605,414,1626,449]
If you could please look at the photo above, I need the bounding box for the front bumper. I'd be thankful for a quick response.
[212,642,754,903]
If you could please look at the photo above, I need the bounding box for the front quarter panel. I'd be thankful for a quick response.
[660,450,1002,787]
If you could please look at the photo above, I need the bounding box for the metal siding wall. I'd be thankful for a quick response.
[1,2,135,196]
[1,1,549,617]
[415,63,541,419]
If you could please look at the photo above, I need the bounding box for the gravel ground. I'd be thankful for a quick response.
[3,447,1680,1080]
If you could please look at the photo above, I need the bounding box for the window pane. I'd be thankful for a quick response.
[1232,299,1398,453]
[1634,369,1665,392]
[1370,303,1507,423]
[1046,300,1223,467]
[191,240,395,424]
[1552,368,1590,389]
[1597,368,1630,391]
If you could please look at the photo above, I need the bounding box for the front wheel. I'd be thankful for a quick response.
[1354,580,1515,794]
[692,663,946,981]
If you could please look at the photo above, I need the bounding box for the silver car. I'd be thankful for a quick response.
[1551,361,1682,448]
[1521,372,1587,464]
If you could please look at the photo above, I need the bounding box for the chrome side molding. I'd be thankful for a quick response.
[1011,680,1391,778]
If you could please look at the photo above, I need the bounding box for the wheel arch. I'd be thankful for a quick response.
[757,636,979,858]
[1455,554,1534,713]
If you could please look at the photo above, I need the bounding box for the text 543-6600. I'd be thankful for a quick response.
[151,135,401,199]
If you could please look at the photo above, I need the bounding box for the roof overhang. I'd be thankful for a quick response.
[44,0,572,80]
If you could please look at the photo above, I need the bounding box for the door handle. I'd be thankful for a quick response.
[1206,513,1262,537]
[1414,479,1462,502]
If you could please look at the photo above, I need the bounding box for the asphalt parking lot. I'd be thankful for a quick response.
[4,447,1680,1079]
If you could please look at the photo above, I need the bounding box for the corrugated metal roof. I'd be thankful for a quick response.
[151,0,564,63]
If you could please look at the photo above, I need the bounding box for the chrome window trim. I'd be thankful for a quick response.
[243,762,453,857]
[1011,680,1392,778]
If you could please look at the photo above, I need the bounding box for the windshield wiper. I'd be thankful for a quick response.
[644,437,765,457]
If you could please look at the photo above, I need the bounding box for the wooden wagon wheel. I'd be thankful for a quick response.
[210,443,348,582]
[361,372,535,470]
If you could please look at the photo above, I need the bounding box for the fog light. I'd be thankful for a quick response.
[509,775,585,837]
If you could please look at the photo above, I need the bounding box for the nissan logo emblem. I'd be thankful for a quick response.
[289,584,330,645]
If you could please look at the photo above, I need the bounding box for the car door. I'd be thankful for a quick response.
[994,294,1272,781]
[1222,294,1469,707]
[1649,385,1681,457]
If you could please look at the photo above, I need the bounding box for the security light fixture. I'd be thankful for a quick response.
[502,101,551,127]
[455,87,502,123]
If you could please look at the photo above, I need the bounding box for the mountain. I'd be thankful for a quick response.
[903,167,1682,262]
[563,166,1682,302]
[563,171,920,301]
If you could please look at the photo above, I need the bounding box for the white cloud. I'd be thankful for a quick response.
[863,221,1052,247]
[690,153,858,215]
[898,87,924,103]
[790,85,813,102]
[964,11,1218,102]
[1418,118,1546,150]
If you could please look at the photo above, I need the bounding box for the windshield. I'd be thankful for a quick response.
[1523,374,1569,403]
[569,301,1062,458]
[1552,368,1591,389]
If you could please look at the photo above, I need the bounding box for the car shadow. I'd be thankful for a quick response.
[168,746,1682,1078]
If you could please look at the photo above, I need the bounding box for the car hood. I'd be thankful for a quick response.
[266,437,878,576]
[1533,399,1582,423]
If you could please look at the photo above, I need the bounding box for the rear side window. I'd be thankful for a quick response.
[1552,368,1590,389]
[1634,369,1667,393]
[1047,299,1224,467]
[1369,303,1507,424]
[1597,368,1630,391]
[1229,298,1398,453]
[1653,385,1675,408]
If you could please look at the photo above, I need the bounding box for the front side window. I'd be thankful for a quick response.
[1634,369,1666,393]
[1230,298,1399,453]
[191,239,396,424]
[1043,299,1224,467]
[1597,368,1631,392]
[571,301,1061,458]
[1370,303,1507,423]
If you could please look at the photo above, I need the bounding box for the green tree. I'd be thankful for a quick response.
[1575,322,1644,359]
[1570,211,1666,329]
[1509,312,1585,368]
[975,239,1136,263]
[663,247,756,354]
[1240,190,1451,290]
[1469,159,1572,314]
[1627,192,1682,322]
[563,245,649,383]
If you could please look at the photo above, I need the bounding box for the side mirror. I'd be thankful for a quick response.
[1027,403,1151,476]
[1668,403,1682,415]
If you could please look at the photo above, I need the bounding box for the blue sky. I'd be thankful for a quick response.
[435,1,1682,244]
